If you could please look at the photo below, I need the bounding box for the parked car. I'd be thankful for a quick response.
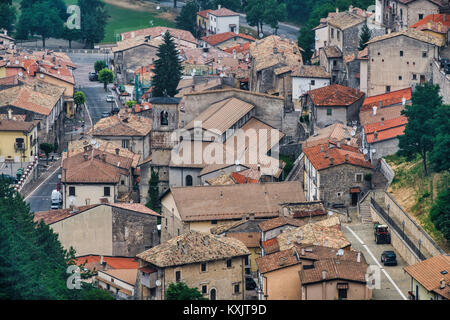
[111,106,120,114]
[51,189,62,210]
[381,250,397,266]
[374,223,391,244]
[88,72,97,81]
[106,95,114,102]
[101,111,111,118]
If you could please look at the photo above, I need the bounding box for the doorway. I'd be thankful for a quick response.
[210,288,216,300]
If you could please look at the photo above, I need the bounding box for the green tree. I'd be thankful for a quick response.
[126,100,137,108]
[244,0,265,37]
[74,91,86,109]
[0,1,16,34]
[358,22,371,50]
[176,0,200,36]
[62,26,82,49]
[39,142,54,165]
[429,104,450,172]
[94,60,107,73]
[198,0,214,10]
[98,68,114,91]
[398,83,442,176]
[263,0,287,35]
[213,0,241,12]
[146,168,160,212]
[78,0,109,48]
[165,282,208,300]
[17,1,65,47]
[152,31,183,97]
[430,188,450,241]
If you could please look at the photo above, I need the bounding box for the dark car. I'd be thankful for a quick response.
[101,111,111,118]
[440,58,450,68]
[111,106,120,114]
[88,72,98,81]
[245,277,257,290]
[381,251,397,266]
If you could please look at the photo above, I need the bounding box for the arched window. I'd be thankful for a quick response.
[160,111,168,126]
[210,288,216,300]
[186,175,193,186]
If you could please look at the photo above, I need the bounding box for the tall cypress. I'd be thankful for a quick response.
[358,22,372,51]
[152,31,183,97]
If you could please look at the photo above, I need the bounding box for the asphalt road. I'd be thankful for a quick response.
[25,168,62,213]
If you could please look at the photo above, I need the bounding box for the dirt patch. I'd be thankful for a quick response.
[103,0,177,21]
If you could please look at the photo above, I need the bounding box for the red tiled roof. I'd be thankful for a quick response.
[197,9,213,18]
[410,14,450,29]
[362,87,412,111]
[303,142,373,170]
[231,171,258,184]
[224,42,251,54]
[75,255,138,269]
[261,238,280,254]
[209,7,239,17]
[350,187,361,193]
[139,266,157,274]
[202,32,255,46]
[308,84,364,106]
[365,116,407,143]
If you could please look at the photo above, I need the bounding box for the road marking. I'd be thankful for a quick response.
[24,166,60,201]
[345,225,407,300]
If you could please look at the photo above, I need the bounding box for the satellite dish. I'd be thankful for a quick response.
[156,6,160,10]
[259,32,264,38]
[91,139,96,145]
[363,149,368,155]
[350,130,356,136]
[337,249,344,256]
[371,149,376,153]
[155,279,161,287]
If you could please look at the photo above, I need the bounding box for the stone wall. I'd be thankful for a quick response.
[379,158,395,186]
[342,24,363,56]
[432,59,450,104]
[111,206,160,257]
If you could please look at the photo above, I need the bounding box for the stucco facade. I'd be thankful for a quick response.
[300,279,372,300]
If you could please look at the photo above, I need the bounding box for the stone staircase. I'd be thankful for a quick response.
[358,189,387,223]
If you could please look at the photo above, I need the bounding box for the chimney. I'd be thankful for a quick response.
[301,248,305,256]
[249,213,255,220]
[100,255,104,265]
[322,270,327,279]
[115,148,120,155]
[374,131,378,140]
[257,164,261,171]
[336,8,339,13]
[345,154,349,162]
[241,214,246,221]
[372,106,377,116]
[218,4,221,9]
[7,109,12,120]
[402,97,406,106]
[357,252,361,263]
[381,117,385,126]
[329,158,334,166]
[337,142,341,149]
[440,278,446,289]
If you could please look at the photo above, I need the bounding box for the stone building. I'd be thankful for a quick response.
[365,28,444,96]
[305,84,365,132]
[327,11,366,56]
[159,181,305,242]
[291,65,331,106]
[135,231,249,300]
[302,141,373,207]
[34,203,160,257]
[200,32,255,49]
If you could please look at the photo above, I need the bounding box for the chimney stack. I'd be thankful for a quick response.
[322,270,327,279]
[301,248,305,256]
[357,252,361,262]
[372,106,377,116]
[440,278,446,289]
[374,131,378,140]
[402,97,406,105]
[7,109,12,120]
[381,117,385,126]
[218,4,221,9]
[329,158,334,166]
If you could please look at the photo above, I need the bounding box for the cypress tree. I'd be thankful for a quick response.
[152,31,183,97]
[358,22,371,51]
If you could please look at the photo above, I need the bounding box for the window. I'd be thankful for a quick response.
[210,288,216,300]
[234,283,240,294]
[333,60,337,66]
[398,75,402,80]
[338,288,348,299]
[202,285,207,294]
[69,186,75,196]
[337,30,340,40]
[355,173,363,183]
[211,220,218,225]
[412,74,417,80]
[327,108,332,116]
[337,192,342,198]
[201,263,207,272]
[104,187,110,196]
[422,51,427,58]
[386,86,391,92]
[226,259,232,268]
[331,28,334,38]
[244,256,249,266]
[122,139,129,148]
[185,175,193,186]
[121,180,125,185]
[418,14,424,20]
[310,79,315,86]
[160,111,169,126]
[175,271,181,282]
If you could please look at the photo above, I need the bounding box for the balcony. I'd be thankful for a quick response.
[140,267,158,289]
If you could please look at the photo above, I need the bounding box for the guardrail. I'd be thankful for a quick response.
[370,197,427,261]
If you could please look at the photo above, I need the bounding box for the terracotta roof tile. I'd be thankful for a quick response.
[136,231,249,267]
[259,216,307,232]
[366,28,445,46]
[201,32,255,46]
[226,232,261,248]
[291,65,330,78]
[91,113,152,137]
[303,142,372,170]
[303,123,358,148]
[101,269,137,286]
[321,46,342,58]
[307,84,364,106]
[299,258,368,285]
[75,255,138,270]
[209,7,239,17]
[360,104,405,127]
[34,204,98,225]
[327,11,365,30]
[197,9,213,18]
[261,238,280,254]
[120,26,197,44]
[0,119,37,132]
[362,87,412,111]
[365,117,407,143]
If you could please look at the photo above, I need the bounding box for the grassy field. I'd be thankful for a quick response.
[385,154,450,251]
[12,0,175,44]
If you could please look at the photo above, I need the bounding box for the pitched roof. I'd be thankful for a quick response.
[258,216,307,232]
[303,142,372,170]
[101,269,138,286]
[321,46,342,58]
[303,123,358,148]
[184,97,255,135]
[226,232,261,248]
[197,9,213,18]
[411,14,450,33]
[291,65,330,78]
[366,123,406,143]
[299,258,368,285]
[136,231,249,267]
[120,26,197,44]
[168,181,306,222]
[261,238,280,254]
[91,113,152,137]
[0,119,37,132]
[366,28,445,47]
[257,245,365,274]
[362,87,412,111]
[224,42,251,54]
[307,84,364,106]
[398,0,446,7]
[75,255,138,270]
[209,7,239,17]
[403,255,450,299]
[34,203,160,225]
[365,116,408,143]
[201,32,255,46]
[360,104,406,127]
[112,37,161,53]
[327,11,366,30]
